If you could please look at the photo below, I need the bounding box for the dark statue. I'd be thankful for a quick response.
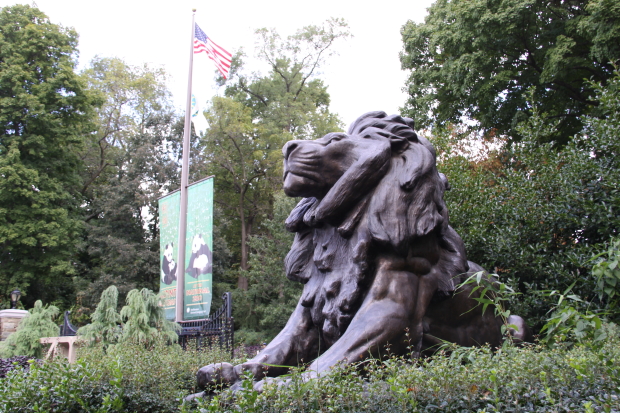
[197,111,532,391]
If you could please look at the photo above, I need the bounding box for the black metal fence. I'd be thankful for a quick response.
[59,311,78,336]
[177,292,234,356]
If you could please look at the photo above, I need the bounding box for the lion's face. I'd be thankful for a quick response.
[282,132,383,199]
[282,132,355,198]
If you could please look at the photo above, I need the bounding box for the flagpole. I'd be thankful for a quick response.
[175,9,196,323]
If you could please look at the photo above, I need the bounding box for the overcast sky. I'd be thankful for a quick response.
[3,0,434,128]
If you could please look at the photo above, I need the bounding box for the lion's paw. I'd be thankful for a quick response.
[196,362,239,389]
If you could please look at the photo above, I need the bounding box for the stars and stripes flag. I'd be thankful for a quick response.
[194,24,232,79]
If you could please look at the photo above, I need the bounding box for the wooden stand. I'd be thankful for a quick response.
[40,336,78,363]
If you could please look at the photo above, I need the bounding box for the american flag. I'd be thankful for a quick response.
[194,24,232,79]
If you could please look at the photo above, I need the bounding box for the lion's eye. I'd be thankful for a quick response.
[327,135,344,145]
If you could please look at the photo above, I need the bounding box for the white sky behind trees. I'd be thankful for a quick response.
[3,0,434,128]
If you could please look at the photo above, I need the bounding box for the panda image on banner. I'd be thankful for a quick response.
[161,243,177,285]
[186,234,212,279]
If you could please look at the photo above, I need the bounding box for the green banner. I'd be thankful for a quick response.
[159,177,213,321]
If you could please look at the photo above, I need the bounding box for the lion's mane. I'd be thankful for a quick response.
[283,111,468,346]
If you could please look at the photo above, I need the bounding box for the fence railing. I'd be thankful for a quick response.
[59,311,78,336]
[177,292,234,356]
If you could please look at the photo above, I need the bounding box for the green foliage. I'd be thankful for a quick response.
[539,285,607,349]
[225,18,349,142]
[0,300,59,358]
[119,288,179,347]
[458,271,519,343]
[0,4,96,307]
[592,237,620,314]
[3,330,620,412]
[77,285,122,347]
[76,57,181,310]
[78,341,242,412]
[0,342,245,413]
[233,192,302,340]
[196,331,620,412]
[78,286,179,349]
[400,0,620,144]
[434,70,620,327]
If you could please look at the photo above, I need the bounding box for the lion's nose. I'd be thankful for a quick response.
[282,141,299,159]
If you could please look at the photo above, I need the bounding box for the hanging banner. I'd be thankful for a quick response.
[159,177,214,321]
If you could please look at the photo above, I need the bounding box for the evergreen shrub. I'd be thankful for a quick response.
[0,300,60,358]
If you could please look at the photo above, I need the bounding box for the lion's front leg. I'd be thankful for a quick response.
[197,302,319,390]
[305,264,432,377]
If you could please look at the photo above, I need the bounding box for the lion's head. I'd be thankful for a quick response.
[282,111,467,346]
[283,111,447,246]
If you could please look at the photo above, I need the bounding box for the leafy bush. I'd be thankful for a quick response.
[0,356,38,378]
[198,326,620,412]
[0,358,119,412]
[0,340,245,412]
[0,300,60,358]
[77,340,238,412]
[539,286,608,349]
[592,236,620,316]
[2,328,619,412]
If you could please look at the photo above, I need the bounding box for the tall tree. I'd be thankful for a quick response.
[234,191,301,340]
[433,71,620,326]
[400,0,620,144]
[201,97,268,285]
[0,5,95,307]
[76,57,181,308]
[199,19,349,289]
[225,18,349,142]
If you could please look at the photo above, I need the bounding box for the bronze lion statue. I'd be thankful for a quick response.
[197,111,531,391]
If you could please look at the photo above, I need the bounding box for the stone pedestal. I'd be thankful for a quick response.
[0,309,29,341]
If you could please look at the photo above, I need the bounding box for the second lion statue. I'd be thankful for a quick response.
[197,111,531,391]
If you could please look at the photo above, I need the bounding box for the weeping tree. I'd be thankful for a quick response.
[119,288,179,347]
[0,300,60,358]
[78,286,179,349]
[77,285,122,348]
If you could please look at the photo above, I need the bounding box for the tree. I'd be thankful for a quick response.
[201,98,269,287]
[400,0,620,144]
[234,192,301,341]
[199,19,349,289]
[0,5,96,307]
[78,286,179,349]
[77,285,122,347]
[0,300,60,358]
[434,71,620,327]
[75,57,181,308]
[119,288,178,347]
[224,18,349,142]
